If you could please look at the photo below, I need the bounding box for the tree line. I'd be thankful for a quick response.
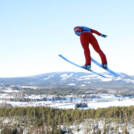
[0,106,134,133]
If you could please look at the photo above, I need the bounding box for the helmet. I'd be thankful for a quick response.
[74,26,82,32]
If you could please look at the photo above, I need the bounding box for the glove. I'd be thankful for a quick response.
[100,34,107,38]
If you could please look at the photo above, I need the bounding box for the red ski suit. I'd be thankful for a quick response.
[74,26,107,66]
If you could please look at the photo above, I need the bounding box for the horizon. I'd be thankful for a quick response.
[0,71,133,78]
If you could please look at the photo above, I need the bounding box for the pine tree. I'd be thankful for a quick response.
[1,126,12,134]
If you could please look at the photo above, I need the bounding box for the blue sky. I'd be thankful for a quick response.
[0,0,134,77]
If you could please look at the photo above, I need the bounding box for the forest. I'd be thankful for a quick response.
[0,106,134,133]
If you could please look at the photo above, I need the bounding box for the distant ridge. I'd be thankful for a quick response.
[0,72,134,89]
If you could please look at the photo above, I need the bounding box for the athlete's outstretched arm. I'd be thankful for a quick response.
[91,29,107,38]
[90,29,100,36]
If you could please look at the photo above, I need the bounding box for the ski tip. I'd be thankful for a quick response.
[58,54,63,58]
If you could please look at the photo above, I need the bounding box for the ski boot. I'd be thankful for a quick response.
[102,63,108,69]
[82,64,91,70]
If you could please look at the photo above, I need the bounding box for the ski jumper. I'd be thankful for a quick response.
[74,26,107,66]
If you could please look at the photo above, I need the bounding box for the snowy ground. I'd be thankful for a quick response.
[0,88,134,109]
[0,97,134,109]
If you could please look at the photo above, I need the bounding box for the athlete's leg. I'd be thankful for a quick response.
[82,44,91,66]
[90,39,107,65]
[80,34,91,66]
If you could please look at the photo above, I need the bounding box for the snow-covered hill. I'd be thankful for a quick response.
[0,72,134,89]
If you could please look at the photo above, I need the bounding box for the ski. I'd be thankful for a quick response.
[59,54,107,78]
[91,58,120,77]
